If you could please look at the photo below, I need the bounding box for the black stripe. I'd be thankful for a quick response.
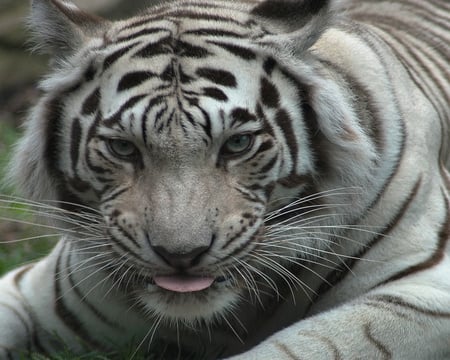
[108,210,141,249]
[257,103,275,137]
[256,139,275,154]
[175,40,212,58]
[117,27,168,43]
[153,106,172,132]
[259,155,278,173]
[196,68,237,87]
[183,29,245,38]
[133,37,171,58]
[102,186,131,204]
[44,99,64,181]
[93,149,121,170]
[160,63,175,82]
[274,341,299,360]
[141,95,168,145]
[180,66,195,84]
[83,63,97,82]
[277,173,312,188]
[230,107,257,127]
[85,155,113,175]
[263,57,277,75]
[373,21,450,106]
[67,251,124,330]
[134,37,213,59]
[81,87,100,116]
[233,185,265,204]
[276,69,328,174]
[117,71,157,92]
[364,324,392,360]
[203,87,228,101]
[103,42,141,71]
[342,25,407,217]
[222,226,250,250]
[54,243,105,349]
[207,40,257,60]
[315,176,423,299]
[260,77,280,108]
[70,118,82,174]
[68,119,91,192]
[157,11,247,25]
[376,190,450,286]
[252,0,330,20]
[222,233,258,260]
[274,108,298,174]
[368,294,450,318]
[0,302,33,351]
[104,95,147,127]
[107,231,146,262]
[13,264,34,286]
[193,104,213,140]
[181,109,197,128]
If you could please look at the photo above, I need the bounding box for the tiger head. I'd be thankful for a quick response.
[10,0,380,324]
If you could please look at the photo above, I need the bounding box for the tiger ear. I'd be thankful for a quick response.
[29,0,107,57]
[251,0,339,54]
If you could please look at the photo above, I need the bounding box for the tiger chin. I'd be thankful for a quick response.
[1,0,450,359]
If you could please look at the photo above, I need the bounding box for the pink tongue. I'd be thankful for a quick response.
[153,275,215,293]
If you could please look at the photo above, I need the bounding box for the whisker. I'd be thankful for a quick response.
[0,194,102,215]
[265,207,348,230]
[265,202,345,224]
[247,253,316,302]
[0,200,103,226]
[261,237,382,263]
[130,313,163,360]
[266,186,362,211]
[0,233,59,244]
[103,258,132,298]
[228,264,261,306]
[219,312,244,344]
[255,248,338,270]
[0,215,102,238]
[56,253,113,281]
[232,256,280,298]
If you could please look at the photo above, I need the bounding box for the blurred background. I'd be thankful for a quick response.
[0,0,152,274]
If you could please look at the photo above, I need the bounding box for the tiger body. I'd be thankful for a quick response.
[1,0,450,358]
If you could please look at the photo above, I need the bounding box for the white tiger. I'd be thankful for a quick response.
[0,0,449,359]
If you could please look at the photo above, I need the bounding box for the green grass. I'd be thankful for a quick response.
[0,121,56,275]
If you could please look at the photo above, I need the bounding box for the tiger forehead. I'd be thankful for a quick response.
[101,19,262,88]
[85,18,270,143]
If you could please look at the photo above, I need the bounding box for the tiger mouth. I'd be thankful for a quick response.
[147,274,232,293]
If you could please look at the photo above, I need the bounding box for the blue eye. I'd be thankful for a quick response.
[222,134,254,156]
[107,139,138,158]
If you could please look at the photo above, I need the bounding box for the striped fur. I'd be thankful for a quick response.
[1,0,449,358]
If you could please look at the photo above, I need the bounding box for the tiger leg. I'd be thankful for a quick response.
[0,266,42,358]
[0,241,84,358]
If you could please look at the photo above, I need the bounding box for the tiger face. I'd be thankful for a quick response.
[14,0,379,324]
[42,16,312,322]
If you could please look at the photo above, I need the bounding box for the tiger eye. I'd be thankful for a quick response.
[222,134,254,156]
[107,139,138,158]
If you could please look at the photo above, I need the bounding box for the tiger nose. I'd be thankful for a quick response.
[152,245,210,269]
